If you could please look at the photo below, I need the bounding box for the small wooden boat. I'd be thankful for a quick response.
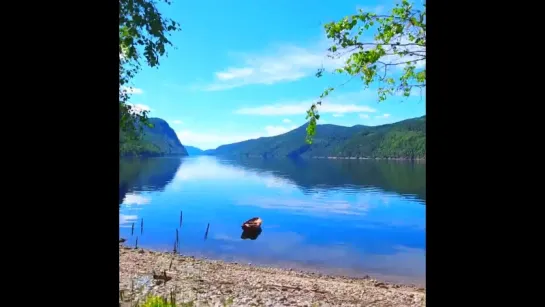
[242,217,262,230]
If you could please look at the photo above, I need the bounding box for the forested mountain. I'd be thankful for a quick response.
[120,118,188,157]
[206,116,425,159]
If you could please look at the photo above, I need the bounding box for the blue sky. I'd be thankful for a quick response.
[124,0,426,150]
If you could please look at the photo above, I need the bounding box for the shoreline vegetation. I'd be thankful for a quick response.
[119,244,426,307]
[231,155,426,161]
[121,154,426,161]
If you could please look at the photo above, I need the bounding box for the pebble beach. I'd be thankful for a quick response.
[119,244,426,307]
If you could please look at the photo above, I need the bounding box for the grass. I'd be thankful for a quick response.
[222,297,234,306]
[131,293,323,307]
[140,295,176,307]
[121,281,234,307]
[130,294,236,307]
[126,294,193,307]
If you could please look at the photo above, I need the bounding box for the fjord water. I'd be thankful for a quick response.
[119,156,426,285]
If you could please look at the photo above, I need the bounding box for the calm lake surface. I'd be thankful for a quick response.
[119,156,426,285]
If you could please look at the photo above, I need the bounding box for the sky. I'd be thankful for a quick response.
[125,0,426,150]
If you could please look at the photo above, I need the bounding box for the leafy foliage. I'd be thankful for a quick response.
[207,116,425,159]
[306,0,425,143]
[120,118,188,157]
[119,0,181,141]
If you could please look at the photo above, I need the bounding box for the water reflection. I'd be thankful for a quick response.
[240,227,262,240]
[166,156,425,202]
[221,157,426,201]
[119,157,183,205]
[119,156,426,285]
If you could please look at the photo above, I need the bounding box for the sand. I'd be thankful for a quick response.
[119,245,425,307]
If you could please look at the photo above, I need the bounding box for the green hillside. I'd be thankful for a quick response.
[120,118,188,157]
[207,116,425,159]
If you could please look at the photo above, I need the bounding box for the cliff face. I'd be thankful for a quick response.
[120,117,188,157]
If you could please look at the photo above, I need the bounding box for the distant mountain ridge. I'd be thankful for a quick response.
[120,117,188,157]
[184,145,205,156]
[205,116,425,159]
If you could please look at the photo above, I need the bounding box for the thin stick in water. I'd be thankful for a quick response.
[131,222,134,236]
[179,210,183,227]
[176,228,179,249]
[204,223,210,240]
[140,218,144,235]
[135,236,139,249]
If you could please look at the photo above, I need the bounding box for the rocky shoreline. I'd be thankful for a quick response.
[119,245,425,307]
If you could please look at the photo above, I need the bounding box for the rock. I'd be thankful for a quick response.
[375,282,388,289]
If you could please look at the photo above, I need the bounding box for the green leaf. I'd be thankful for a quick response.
[309,0,426,143]
[119,0,181,146]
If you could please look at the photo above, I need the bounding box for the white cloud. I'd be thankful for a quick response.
[375,113,391,119]
[203,43,348,91]
[332,113,344,118]
[216,68,254,80]
[282,118,291,123]
[359,114,370,119]
[121,86,144,95]
[235,102,375,116]
[234,91,377,116]
[201,4,424,92]
[171,120,183,125]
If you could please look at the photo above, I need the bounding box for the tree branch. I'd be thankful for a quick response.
[354,42,424,47]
